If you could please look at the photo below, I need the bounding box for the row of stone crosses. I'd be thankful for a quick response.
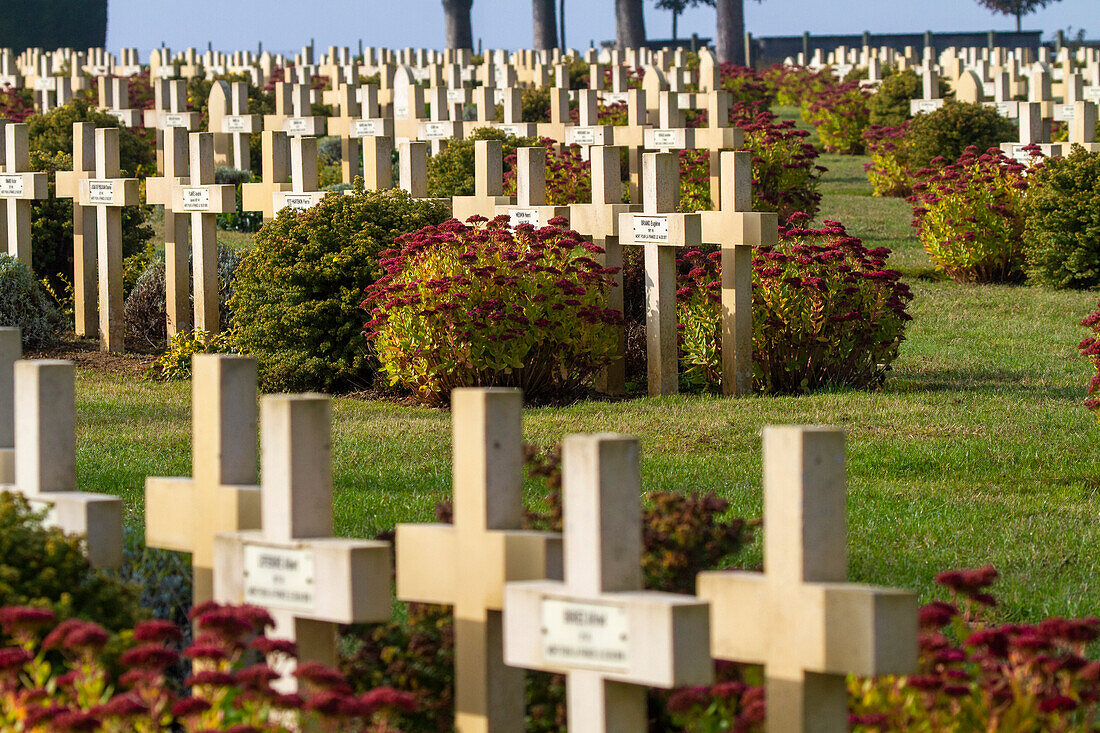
[0,336,915,733]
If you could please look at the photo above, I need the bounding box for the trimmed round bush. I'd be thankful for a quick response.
[231,188,450,392]
[427,127,535,199]
[0,254,65,349]
[677,218,912,393]
[1023,146,1100,289]
[904,101,1016,171]
[801,81,871,154]
[363,217,622,404]
[867,68,928,127]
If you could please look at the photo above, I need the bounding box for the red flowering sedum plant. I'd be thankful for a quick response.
[801,80,872,154]
[909,145,1032,283]
[502,138,591,206]
[851,566,1100,731]
[0,602,414,731]
[676,217,912,393]
[363,217,623,403]
[1078,302,1100,419]
[863,121,914,197]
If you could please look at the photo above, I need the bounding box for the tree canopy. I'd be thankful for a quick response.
[974,0,1062,31]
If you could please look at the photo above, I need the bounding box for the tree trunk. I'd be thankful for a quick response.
[672,9,679,41]
[442,0,474,50]
[1015,11,1021,32]
[533,0,558,49]
[559,0,567,48]
[615,0,647,49]
[715,0,744,65]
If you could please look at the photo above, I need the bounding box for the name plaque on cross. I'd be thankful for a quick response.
[509,208,540,227]
[394,104,409,119]
[86,180,116,205]
[423,122,449,139]
[284,194,315,210]
[0,176,25,197]
[181,188,212,211]
[107,110,129,125]
[648,129,683,149]
[285,118,310,135]
[994,102,1016,117]
[446,89,465,103]
[156,66,176,79]
[632,216,669,243]
[351,120,381,137]
[243,544,315,612]
[567,127,598,145]
[224,115,252,133]
[498,124,523,137]
[33,78,53,91]
[540,599,630,673]
[603,92,629,105]
[164,113,189,128]
[1086,88,1100,101]
[917,100,943,112]
[1059,104,1075,119]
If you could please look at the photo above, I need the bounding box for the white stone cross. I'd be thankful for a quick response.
[54,123,98,338]
[697,426,918,733]
[171,132,236,333]
[0,123,47,268]
[265,82,327,138]
[98,77,140,127]
[505,432,713,732]
[4,359,123,568]
[0,328,17,484]
[496,146,569,228]
[215,394,391,691]
[272,136,328,214]
[396,389,562,733]
[566,89,615,151]
[145,355,261,603]
[451,139,514,222]
[241,130,294,222]
[398,140,430,198]
[209,80,260,172]
[77,127,139,353]
[618,152,702,396]
[495,87,537,138]
[145,126,192,338]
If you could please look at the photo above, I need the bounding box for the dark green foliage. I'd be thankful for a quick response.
[27,101,156,292]
[426,127,536,198]
[1023,146,1100,288]
[868,68,921,127]
[230,187,450,392]
[905,101,1017,171]
[0,492,143,632]
[116,527,191,637]
[0,0,106,53]
[214,167,263,233]
[0,255,64,349]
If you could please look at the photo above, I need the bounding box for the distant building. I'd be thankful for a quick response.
[0,0,108,53]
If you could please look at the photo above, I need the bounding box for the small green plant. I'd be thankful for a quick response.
[801,81,871,154]
[868,68,921,127]
[1023,146,1100,289]
[910,146,1030,283]
[363,217,623,404]
[904,100,1017,172]
[426,127,536,198]
[863,121,915,197]
[0,255,65,349]
[145,329,236,381]
[676,217,913,393]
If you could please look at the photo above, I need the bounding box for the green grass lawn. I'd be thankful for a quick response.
[77,150,1100,623]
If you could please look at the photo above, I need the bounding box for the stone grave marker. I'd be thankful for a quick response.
[644,91,694,153]
[0,328,17,484]
[272,136,328,214]
[495,87,537,138]
[451,139,514,222]
[54,123,98,338]
[694,91,745,204]
[397,389,562,733]
[214,394,391,691]
[0,123,47,267]
[398,140,430,198]
[420,86,462,155]
[909,68,945,114]
[241,130,294,222]
[209,80,260,172]
[496,146,569,228]
[610,88,649,203]
[146,355,262,603]
[504,433,713,732]
[98,77,141,127]
[698,426,918,733]
[699,151,777,396]
[326,84,366,183]
[5,359,123,567]
[361,135,394,191]
[77,127,139,353]
[1069,101,1099,151]
[618,152,702,396]
[536,87,571,143]
[566,89,614,151]
[145,126,192,338]
[265,82,326,138]
[172,132,236,333]
[955,70,986,104]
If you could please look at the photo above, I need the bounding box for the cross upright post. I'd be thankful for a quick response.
[172,132,236,333]
[209,80,260,172]
[536,87,571,143]
[396,389,562,733]
[0,328,18,484]
[145,355,262,603]
[496,146,569,227]
[451,139,514,222]
[398,140,432,198]
[0,123,47,268]
[566,89,615,152]
[241,130,294,222]
[272,136,327,213]
[145,126,192,338]
[7,359,123,567]
[97,77,141,127]
[54,122,98,337]
[327,84,364,183]
[610,89,649,203]
[618,152,702,396]
[504,433,713,732]
[697,426,918,733]
[361,135,394,190]
[214,394,391,691]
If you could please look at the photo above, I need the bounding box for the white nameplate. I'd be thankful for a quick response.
[156,66,177,78]
[994,102,1017,117]
[181,188,211,211]
[0,175,25,197]
[282,194,317,210]
[352,119,381,137]
[603,91,629,105]
[284,117,310,135]
[164,113,189,128]
[423,122,450,139]
[86,179,116,205]
[88,65,110,76]
[243,545,315,613]
[541,599,629,673]
[33,78,53,91]
[1086,87,1100,101]
[223,115,251,133]
[568,127,597,145]
[107,109,129,125]
[1059,104,1075,120]
[498,124,522,137]
[446,89,465,103]
[509,208,540,227]
[917,99,944,112]
[651,129,681,148]
[632,215,669,243]
[394,104,409,119]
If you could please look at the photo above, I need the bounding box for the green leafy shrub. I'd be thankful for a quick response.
[1023,146,1100,289]
[761,64,831,107]
[0,492,143,632]
[910,146,1029,283]
[867,68,922,127]
[801,81,870,154]
[863,121,915,197]
[904,101,1017,172]
[676,218,913,393]
[145,329,236,381]
[426,127,535,198]
[718,64,775,106]
[502,138,590,205]
[0,255,65,349]
[232,187,449,392]
[364,217,623,404]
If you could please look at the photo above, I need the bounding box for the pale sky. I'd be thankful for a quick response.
[106,0,1097,57]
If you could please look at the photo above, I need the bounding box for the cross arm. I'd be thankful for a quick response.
[222,114,261,134]
[0,172,47,200]
[699,211,779,248]
[78,178,140,208]
[35,492,123,569]
[504,580,713,688]
[569,202,640,239]
[242,181,294,218]
[395,522,458,605]
[819,583,918,677]
[55,170,91,199]
[145,176,188,207]
[144,476,195,553]
[696,570,769,663]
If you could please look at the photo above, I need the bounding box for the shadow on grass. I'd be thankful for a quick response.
[888,367,1082,400]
